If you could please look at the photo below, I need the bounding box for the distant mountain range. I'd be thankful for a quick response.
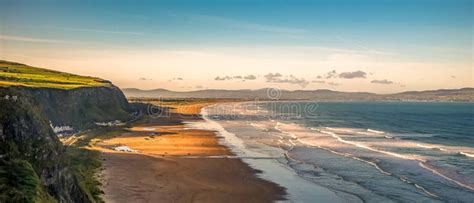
[122,87,474,102]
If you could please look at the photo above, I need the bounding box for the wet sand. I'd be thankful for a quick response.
[96,100,286,203]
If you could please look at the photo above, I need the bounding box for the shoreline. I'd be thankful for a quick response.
[199,103,346,202]
[200,101,474,202]
[94,100,286,202]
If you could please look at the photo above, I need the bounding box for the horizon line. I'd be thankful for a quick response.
[121,87,474,95]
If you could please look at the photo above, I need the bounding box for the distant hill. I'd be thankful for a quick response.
[122,87,474,102]
[380,88,474,102]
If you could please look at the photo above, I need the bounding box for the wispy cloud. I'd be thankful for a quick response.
[170,12,389,56]
[215,74,257,81]
[264,73,283,80]
[184,14,389,55]
[321,70,337,79]
[18,25,144,36]
[371,79,394,84]
[59,27,144,35]
[188,14,307,35]
[0,34,67,43]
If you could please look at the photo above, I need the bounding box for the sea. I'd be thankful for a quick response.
[192,101,474,202]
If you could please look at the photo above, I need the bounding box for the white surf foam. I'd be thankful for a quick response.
[416,144,446,151]
[320,128,424,161]
[459,151,474,158]
[367,129,385,134]
[419,163,474,191]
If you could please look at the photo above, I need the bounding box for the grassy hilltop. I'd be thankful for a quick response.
[0,60,111,89]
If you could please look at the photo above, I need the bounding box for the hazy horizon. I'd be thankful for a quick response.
[121,85,473,93]
[1,0,472,93]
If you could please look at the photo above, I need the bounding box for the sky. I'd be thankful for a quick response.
[0,0,472,93]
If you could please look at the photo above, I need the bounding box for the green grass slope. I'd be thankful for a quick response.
[0,159,56,202]
[0,60,111,89]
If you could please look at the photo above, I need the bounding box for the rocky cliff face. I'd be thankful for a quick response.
[0,85,131,202]
[20,85,131,131]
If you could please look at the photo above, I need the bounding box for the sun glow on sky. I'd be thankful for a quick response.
[1,0,472,93]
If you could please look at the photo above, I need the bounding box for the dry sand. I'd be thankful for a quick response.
[100,125,231,156]
[96,100,286,203]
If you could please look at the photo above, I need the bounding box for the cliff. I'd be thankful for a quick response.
[0,61,132,202]
[20,86,131,131]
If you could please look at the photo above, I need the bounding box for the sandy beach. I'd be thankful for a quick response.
[94,100,286,203]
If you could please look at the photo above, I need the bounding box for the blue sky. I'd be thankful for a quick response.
[0,0,472,92]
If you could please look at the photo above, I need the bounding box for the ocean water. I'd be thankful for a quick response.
[200,101,474,202]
